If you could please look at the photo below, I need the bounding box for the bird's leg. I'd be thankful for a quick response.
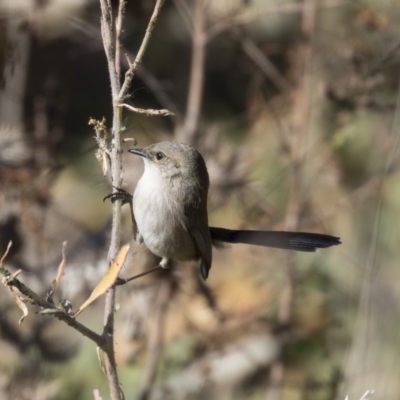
[159,258,171,269]
[136,232,143,244]
[115,265,163,285]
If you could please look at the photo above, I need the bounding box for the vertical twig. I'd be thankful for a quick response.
[115,0,126,81]
[0,15,31,164]
[118,0,166,102]
[267,1,317,399]
[280,0,317,333]
[99,0,120,102]
[286,0,316,231]
[139,276,173,400]
[99,0,123,398]
[340,62,400,400]
[0,17,30,129]
[172,0,194,34]
[98,1,167,398]
[178,0,207,145]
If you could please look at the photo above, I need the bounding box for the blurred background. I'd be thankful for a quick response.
[0,0,399,399]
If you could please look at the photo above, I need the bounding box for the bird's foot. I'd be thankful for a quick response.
[103,186,132,205]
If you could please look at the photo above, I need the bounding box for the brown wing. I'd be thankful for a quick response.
[178,198,212,280]
[188,226,212,280]
[178,154,212,279]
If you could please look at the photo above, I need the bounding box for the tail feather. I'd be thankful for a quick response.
[209,227,341,252]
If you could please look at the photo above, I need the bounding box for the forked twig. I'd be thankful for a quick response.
[118,0,166,102]
[98,0,167,398]
[0,242,104,346]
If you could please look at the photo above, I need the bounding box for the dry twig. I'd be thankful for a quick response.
[267,0,317,398]
[178,0,207,145]
[98,0,167,398]
[139,276,173,400]
[118,103,174,117]
[0,241,104,346]
[118,0,166,102]
[0,1,169,399]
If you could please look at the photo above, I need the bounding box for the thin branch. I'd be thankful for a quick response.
[268,0,317,399]
[0,14,30,130]
[118,0,166,102]
[124,52,182,120]
[265,361,284,400]
[0,265,104,346]
[115,0,126,81]
[172,0,194,35]
[178,0,206,145]
[206,0,347,42]
[115,265,163,286]
[232,27,291,95]
[285,0,316,231]
[99,0,119,102]
[99,0,124,397]
[118,103,174,117]
[139,276,173,400]
[99,0,167,398]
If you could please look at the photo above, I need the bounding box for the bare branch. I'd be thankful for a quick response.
[268,0,317,399]
[178,0,207,145]
[0,264,104,346]
[233,27,291,94]
[98,0,124,396]
[123,51,182,120]
[118,103,174,117]
[0,241,12,265]
[0,241,104,346]
[98,0,168,398]
[115,0,126,81]
[139,276,173,400]
[99,0,119,101]
[118,0,166,102]
[206,0,347,42]
[115,265,162,286]
[172,0,194,35]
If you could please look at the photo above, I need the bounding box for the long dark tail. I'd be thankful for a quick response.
[209,227,341,252]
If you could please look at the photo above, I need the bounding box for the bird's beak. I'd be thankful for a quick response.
[129,148,148,158]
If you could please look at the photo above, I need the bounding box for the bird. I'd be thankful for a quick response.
[107,141,341,280]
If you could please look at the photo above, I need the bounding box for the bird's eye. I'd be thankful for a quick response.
[155,152,165,161]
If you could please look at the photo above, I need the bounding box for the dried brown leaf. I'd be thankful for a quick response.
[51,241,67,292]
[0,241,12,266]
[9,288,29,324]
[73,244,130,317]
